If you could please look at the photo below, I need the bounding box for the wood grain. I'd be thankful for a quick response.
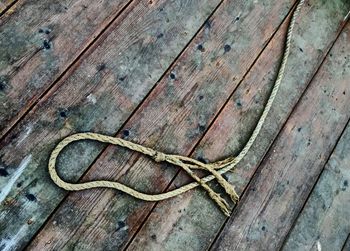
[26,0,300,250]
[0,0,16,15]
[0,0,220,250]
[282,121,350,250]
[0,0,131,138]
[126,1,350,250]
[212,20,350,251]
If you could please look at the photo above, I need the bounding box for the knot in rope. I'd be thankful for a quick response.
[48,0,304,217]
[153,151,167,162]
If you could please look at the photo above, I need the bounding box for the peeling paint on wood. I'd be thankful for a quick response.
[0,224,29,251]
[0,155,31,203]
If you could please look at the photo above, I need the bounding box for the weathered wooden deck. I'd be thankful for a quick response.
[0,0,349,250]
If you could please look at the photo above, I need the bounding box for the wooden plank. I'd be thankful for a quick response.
[212,20,350,251]
[0,0,132,138]
[0,0,221,250]
[343,235,350,251]
[126,1,350,250]
[26,0,301,250]
[282,122,350,250]
[0,0,16,15]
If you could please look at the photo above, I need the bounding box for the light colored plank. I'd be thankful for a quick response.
[0,0,16,15]
[212,19,350,251]
[0,0,130,137]
[127,1,350,250]
[27,0,301,250]
[0,0,221,250]
[282,122,350,250]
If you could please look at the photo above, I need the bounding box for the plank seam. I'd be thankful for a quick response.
[24,0,226,247]
[279,118,350,251]
[207,16,350,251]
[0,0,135,141]
[341,234,350,251]
[280,18,350,250]
[0,0,18,17]
[122,1,301,249]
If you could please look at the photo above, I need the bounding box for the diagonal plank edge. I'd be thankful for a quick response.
[342,234,350,251]
[212,18,350,251]
[0,0,222,250]
[26,0,301,250]
[124,3,302,250]
[282,122,350,249]
[126,1,350,250]
[0,0,134,138]
[0,0,17,16]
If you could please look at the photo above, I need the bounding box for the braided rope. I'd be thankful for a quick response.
[49,0,304,216]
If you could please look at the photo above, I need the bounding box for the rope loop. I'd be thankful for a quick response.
[48,0,304,216]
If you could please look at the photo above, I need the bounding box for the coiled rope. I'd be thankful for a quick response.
[49,0,304,216]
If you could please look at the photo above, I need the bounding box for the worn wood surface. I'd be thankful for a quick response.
[0,0,221,249]
[0,0,16,15]
[0,0,134,138]
[212,19,350,251]
[126,1,350,250]
[343,235,350,251]
[283,120,350,250]
[27,0,298,249]
[0,0,349,250]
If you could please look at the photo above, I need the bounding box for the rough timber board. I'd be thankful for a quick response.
[127,1,350,250]
[0,0,16,15]
[212,19,350,251]
[0,0,131,138]
[0,0,221,250]
[282,122,350,250]
[27,0,300,250]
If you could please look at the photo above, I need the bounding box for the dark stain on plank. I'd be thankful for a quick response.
[0,168,9,176]
[213,21,350,251]
[25,193,36,201]
[125,1,350,250]
[224,44,231,53]
[27,0,307,250]
[197,44,205,52]
[0,0,130,137]
[0,0,222,249]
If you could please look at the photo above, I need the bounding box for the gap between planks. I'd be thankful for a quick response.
[122,2,350,250]
[0,0,17,17]
[25,0,300,249]
[23,0,226,249]
[342,234,350,251]
[209,19,350,250]
[5,0,344,249]
[1,0,225,249]
[31,0,348,249]
[208,15,350,251]
[280,118,350,250]
[122,1,302,249]
[0,0,135,140]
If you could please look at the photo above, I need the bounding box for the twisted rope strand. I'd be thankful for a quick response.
[48,0,304,216]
